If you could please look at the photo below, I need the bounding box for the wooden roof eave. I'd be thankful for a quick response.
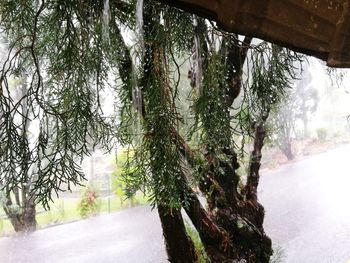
[158,0,350,68]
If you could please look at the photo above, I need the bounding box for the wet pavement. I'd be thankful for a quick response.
[0,206,167,263]
[260,144,350,263]
[1,144,350,262]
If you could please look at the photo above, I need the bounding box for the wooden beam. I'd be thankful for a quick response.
[159,0,350,68]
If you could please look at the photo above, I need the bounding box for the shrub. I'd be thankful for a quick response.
[78,185,101,218]
[112,149,139,206]
[316,128,327,142]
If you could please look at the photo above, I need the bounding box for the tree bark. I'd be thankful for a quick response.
[4,198,36,233]
[23,197,37,232]
[3,186,36,233]
[176,32,273,262]
[246,121,266,200]
[157,205,198,263]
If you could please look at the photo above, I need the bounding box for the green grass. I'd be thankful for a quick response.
[0,193,149,235]
[185,222,210,263]
[0,216,12,235]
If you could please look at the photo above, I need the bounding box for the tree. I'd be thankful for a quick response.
[268,63,317,160]
[0,1,301,261]
[269,101,296,160]
[294,64,318,138]
[0,73,37,232]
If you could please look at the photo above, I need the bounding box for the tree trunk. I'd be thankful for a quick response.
[280,141,294,160]
[4,194,36,233]
[157,205,198,263]
[23,197,37,232]
[123,3,273,261]
[303,117,309,138]
[175,120,272,262]
[6,208,36,233]
[176,70,272,263]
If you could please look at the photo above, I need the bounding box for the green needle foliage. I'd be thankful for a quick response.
[0,0,134,207]
[0,0,302,219]
[0,0,308,260]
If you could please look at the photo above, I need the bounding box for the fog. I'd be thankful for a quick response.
[305,58,350,136]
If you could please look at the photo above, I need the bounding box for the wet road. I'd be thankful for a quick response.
[0,206,167,263]
[260,144,350,263]
[1,145,350,262]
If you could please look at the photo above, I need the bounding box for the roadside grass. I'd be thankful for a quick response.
[0,192,149,235]
[185,222,209,263]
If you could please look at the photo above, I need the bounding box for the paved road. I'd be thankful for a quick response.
[1,144,350,263]
[0,206,167,263]
[260,144,350,263]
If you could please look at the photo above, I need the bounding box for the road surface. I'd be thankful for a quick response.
[260,144,350,263]
[0,206,167,263]
[1,144,350,262]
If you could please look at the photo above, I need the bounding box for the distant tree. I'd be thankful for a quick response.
[0,75,37,232]
[269,97,297,160]
[294,64,319,138]
[268,63,316,160]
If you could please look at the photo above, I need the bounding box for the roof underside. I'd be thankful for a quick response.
[160,0,350,68]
